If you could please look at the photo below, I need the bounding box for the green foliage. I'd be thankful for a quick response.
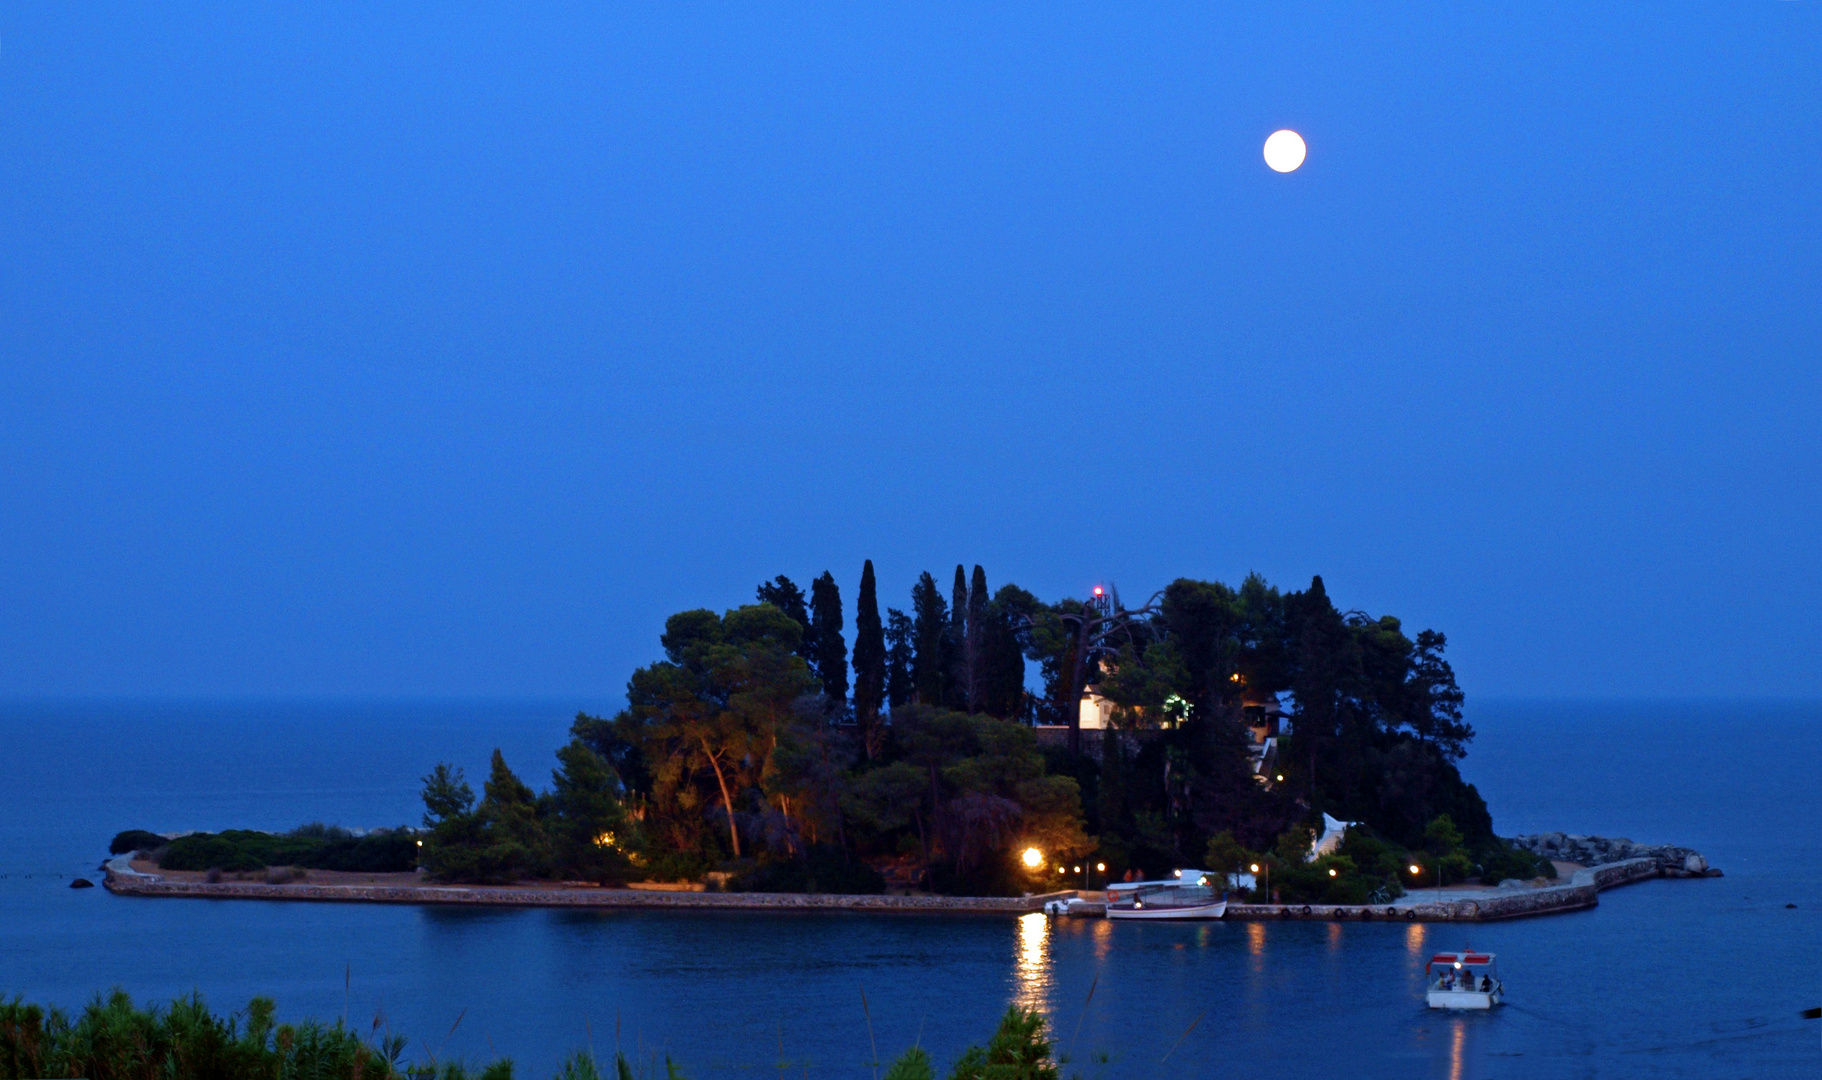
[1475,838,1555,884]
[553,1052,600,1080]
[1402,814,1472,887]
[910,572,950,706]
[755,575,815,668]
[883,1047,934,1080]
[1202,830,1258,880]
[422,764,477,825]
[617,604,818,861]
[809,571,849,705]
[107,829,166,856]
[731,845,885,894]
[947,1006,1057,1080]
[853,560,887,741]
[395,566,1503,898]
[0,990,405,1080]
[549,741,635,885]
[884,607,915,710]
[297,832,419,873]
[1335,825,1407,898]
[419,751,565,884]
[156,828,417,874]
[0,992,675,1080]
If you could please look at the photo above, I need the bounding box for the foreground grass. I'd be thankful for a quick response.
[0,992,1059,1080]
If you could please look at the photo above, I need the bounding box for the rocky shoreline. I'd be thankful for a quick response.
[1510,833,1722,878]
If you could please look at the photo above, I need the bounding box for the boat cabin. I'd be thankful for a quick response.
[1425,951,1504,1009]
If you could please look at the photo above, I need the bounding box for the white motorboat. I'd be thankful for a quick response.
[1425,950,1504,1009]
[1104,869,1228,921]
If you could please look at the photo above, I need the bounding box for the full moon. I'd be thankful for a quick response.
[1263,129,1306,173]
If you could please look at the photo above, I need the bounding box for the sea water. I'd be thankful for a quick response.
[0,697,1816,1078]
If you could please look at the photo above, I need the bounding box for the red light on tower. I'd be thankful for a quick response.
[1093,586,1104,597]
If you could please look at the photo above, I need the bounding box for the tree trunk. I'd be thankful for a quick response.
[700,737,741,858]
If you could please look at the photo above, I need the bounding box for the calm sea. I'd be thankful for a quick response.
[0,697,1816,1078]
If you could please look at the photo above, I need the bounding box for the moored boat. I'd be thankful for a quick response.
[1425,950,1504,1009]
[1104,869,1228,920]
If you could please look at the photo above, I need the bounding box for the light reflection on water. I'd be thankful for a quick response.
[1014,913,1050,1013]
[1405,920,1428,960]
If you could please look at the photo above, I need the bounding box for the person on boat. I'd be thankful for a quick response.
[1479,973,1492,992]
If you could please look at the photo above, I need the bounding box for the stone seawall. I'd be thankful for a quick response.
[102,870,1072,914]
[1222,857,1669,923]
[102,854,1696,921]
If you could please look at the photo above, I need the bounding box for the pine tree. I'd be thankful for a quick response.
[909,572,949,704]
[757,575,816,667]
[852,560,886,747]
[810,571,848,706]
[885,608,915,709]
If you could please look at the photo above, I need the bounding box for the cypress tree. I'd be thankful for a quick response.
[965,564,989,712]
[852,561,886,741]
[756,575,816,667]
[909,572,948,704]
[946,566,968,709]
[885,608,915,709]
[809,571,848,705]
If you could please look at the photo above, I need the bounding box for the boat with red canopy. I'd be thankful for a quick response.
[1425,949,1504,1009]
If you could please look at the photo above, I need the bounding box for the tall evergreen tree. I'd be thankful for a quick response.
[964,565,989,712]
[1287,574,1354,807]
[909,572,949,704]
[984,583,1044,720]
[885,608,915,709]
[852,560,886,748]
[757,575,816,667]
[809,571,849,705]
[946,566,969,709]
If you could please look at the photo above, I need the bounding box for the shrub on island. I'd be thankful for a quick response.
[135,826,419,874]
[106,829,168,856]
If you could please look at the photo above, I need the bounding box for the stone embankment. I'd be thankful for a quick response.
[103,844,1718,922]
[1509,833,1721,877]
[101,864,1073,914]
[1220,857,1673,922]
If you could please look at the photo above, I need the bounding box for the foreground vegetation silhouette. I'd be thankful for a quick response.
[0,992,1060,1080]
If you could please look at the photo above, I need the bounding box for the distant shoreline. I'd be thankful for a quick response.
[102,855,1696,921]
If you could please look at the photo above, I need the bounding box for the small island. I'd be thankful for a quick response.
[104,566,1716,920]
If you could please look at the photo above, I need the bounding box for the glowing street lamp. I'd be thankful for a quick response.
[1022,847,1044,870]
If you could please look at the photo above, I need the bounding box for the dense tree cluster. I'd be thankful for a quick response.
[420,565,1543,897]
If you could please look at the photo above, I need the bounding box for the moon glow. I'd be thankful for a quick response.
[1263,129,1307,173]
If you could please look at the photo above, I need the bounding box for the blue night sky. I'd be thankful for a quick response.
[2,4,1818,699]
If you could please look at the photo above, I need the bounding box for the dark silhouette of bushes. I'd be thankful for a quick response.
[145,827,417,874]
